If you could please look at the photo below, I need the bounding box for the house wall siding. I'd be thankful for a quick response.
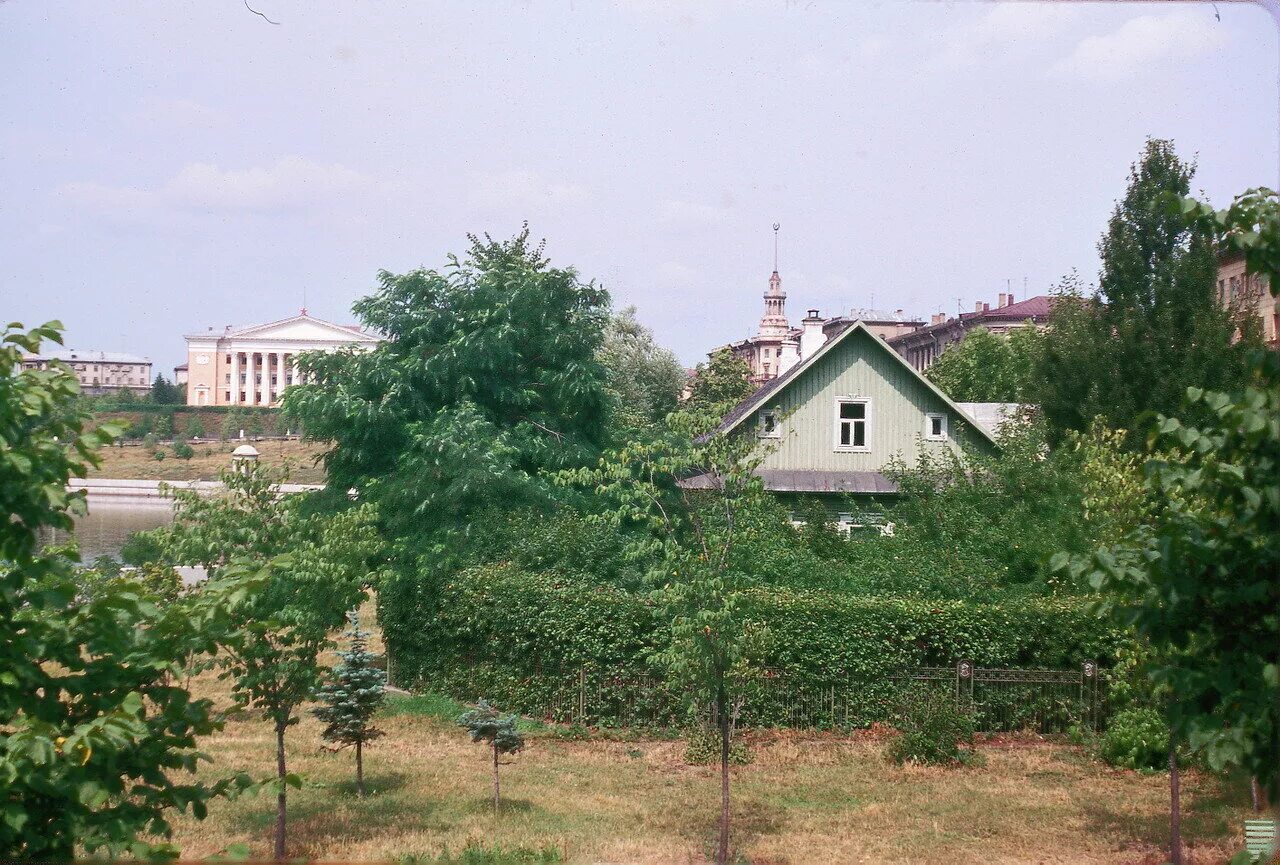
[749,329,991,472]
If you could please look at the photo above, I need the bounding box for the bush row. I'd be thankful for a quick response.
[381,563,1124,728]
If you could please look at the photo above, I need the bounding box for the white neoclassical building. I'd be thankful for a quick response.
[182,311,382,406]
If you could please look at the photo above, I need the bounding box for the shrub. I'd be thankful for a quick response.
[683,725,752,766]
[382,563,1122,729]
[185,415,206,439]
[173,440,194,460]
[142,432,158,450]
[152,449,165,461]
[1098,708,1169,771]
[887,685,977,766]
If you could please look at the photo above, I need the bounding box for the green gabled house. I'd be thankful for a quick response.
[695,319,1002,530]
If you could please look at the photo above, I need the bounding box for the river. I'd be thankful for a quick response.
[39,500,175,561]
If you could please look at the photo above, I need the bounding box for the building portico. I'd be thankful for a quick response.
[183,311,381,406]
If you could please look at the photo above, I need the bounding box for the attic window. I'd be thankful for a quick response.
[925,413,947,441]
[759,410,780,439]
[835,398,869,451]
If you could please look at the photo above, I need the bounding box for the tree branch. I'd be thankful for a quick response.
[244,0,281,25]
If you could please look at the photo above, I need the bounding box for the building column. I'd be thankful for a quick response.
[291,354,300,389]
[259,351,271,406]
[271,351,281,404]
[245,351,256,406]
[230,351,240,405]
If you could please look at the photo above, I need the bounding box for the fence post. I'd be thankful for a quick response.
[957,660,974,713]
[1082,661,1098,733]
[578,668,586,724]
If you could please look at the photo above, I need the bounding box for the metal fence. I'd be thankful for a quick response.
[441,660,1102,734]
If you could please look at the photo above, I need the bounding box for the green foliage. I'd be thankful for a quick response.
[1063,355,1280,788]
[284,226,612,610]
[457,699,525,811]
[402,843,563,864]
[173,440,194,460]
[598,305,685,438]
[0,321,257,860]
[386,562,1119,727]
[685,349,753,412]
[147,465,385,856]
[458,699,526,756]
[153,411,175,438]
[1099,708,1170,771]
[886,685,977,766]
[1035,139,1258,443]
[926,326,1041,402]
[313,610,387,794]
[683,726,752,766]
[185,414,206,438]
[220,410,243,440]
[150,374,185,405]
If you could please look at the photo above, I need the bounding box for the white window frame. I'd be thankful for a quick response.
[924,412,948,441]
[758,409,781,439]
[834,397,871,452]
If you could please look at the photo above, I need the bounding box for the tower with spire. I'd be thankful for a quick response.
[758,226,790,340]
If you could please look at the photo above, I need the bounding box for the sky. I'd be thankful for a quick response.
[1,0,1277,373]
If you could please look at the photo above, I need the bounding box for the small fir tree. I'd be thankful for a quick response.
[456,700,524,813]
[313,610,386,796]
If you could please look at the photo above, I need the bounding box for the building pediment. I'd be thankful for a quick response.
[188,314,381,344]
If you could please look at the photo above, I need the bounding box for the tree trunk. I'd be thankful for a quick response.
[492,743,501,815]
[717,686,731,865]
[274,720,287,861]
[1168,741,1182,865]
[356,739,365,798]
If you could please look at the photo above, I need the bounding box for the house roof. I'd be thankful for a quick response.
[715,319,1000,447]
[24,349,150,364]
[960,294,1052,321]
[682,469,900,494]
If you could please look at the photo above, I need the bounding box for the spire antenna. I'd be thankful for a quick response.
[772,222,780,272]
[301,286,308,316]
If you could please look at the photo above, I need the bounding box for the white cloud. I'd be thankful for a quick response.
[1052,10,1227,83]
[467,169,592,212]
[57,156,373,223]
[925,3,1084,73]
[656,198,734,230]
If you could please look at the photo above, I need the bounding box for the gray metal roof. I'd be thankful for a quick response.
[680,469,900,494]
[24,349,150,364]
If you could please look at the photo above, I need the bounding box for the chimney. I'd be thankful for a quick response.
[778,336,800,375]
[975,301,984,313]
[998,292,1008,308]
[1005,292,1014,307]
[932,312,947,325]
[800,309,826,360]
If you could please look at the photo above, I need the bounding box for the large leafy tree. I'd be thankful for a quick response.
[284,226,611,555]
[0,322,256,860]
[1035,139,1257,443]
[1066,188,1280,862]
[598,305,686,437]
[925,326,1041,402]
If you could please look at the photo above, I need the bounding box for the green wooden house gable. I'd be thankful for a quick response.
[726,323,997,475]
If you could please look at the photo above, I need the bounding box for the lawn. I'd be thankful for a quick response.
[89,439,327,484]
[164,608,1253,864]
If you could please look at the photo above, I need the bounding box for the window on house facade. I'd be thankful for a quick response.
[835,398,869,451]
[925,413,947,441]
[759,410,780,438]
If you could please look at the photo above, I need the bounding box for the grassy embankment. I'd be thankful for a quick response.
[88,439,327,484]
[165,604,1252,865]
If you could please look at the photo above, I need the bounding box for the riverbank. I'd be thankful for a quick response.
[87,438,327,484]
[68,477,324,506]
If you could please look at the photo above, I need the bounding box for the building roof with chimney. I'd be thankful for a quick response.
[22,349,151,364]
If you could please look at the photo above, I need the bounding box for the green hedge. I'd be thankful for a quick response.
[381,563,1124,728]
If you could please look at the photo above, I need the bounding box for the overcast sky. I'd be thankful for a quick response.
[2,1,1276,372]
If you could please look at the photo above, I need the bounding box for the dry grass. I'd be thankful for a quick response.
[90,439,327,483]
[166,606,1252,864]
